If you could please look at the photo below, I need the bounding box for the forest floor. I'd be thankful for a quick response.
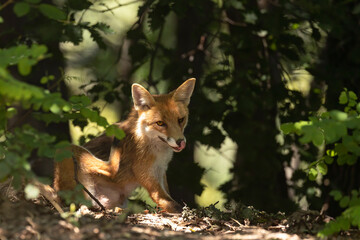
[0,196,358,240]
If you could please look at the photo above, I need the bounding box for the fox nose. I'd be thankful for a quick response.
[176,139,186,149]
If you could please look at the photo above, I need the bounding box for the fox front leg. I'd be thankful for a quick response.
[139,175,182,213]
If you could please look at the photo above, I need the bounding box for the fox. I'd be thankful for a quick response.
[53,78,196,213]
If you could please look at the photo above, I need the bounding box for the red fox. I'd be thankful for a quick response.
[53,78,196,213]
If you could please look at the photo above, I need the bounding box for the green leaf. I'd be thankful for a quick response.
[351,190,358,197]
[40,76,48,84]
[346,155,357,165]
[50,103,62,114]
[353,3,360,14]
[299,125,315,143]
[330,110,348,121]
[280,123,295,134]
[55,141,71,149]
[322,119,347,143]
[338,216,350,231]
[24,184,40,200]
[80,108,96,120]
[345,118,360,129]
[340,196,350,208]
[93,22,113,34]
[54,141,72,162]
[61,25,83,45]
[339,91,348,104]
[62,103,71,112]
[39,4,66,20]
[330,190,342,201]
[70,95,91,107]
[357,103,360,113]
[308,167,318,181]
[317,162,328,175]
[337,155,347,165]
[18,58,32,76]
[335,143,348,156]
[68,0,92,10]
[0,16,3,23]
[226,0,244,9]
[13,2,31,17]
[147,2,170,31]
[324,155,334,164]
[0,162,11,180]
[87,27,106,49]
[269,42,277,51]
[326,149,337,157]
[343,135,360,155]
[38,145,55,158]
[6,107,17,119]
[354,130,360,143]
[312,129,324,146]
[348,206,360,224]
[348,99,356,108]
[106,125,125,140]
[291,23,300,30]
[96,116,108,127]
[300,125,324,146]
[349,91,358,100]
[30,45,47,58]
[244,12,258,24]
[11,173,22,190]
[322,122,337,142]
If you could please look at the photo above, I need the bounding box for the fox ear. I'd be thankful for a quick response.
[132,84,155,110]
[173,78,196,106]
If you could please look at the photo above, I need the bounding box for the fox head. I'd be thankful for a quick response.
[132,78,196,152]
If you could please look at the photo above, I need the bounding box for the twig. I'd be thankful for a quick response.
[130,0,155,30]
[89,0,142,13]
[5,177,13,196]
[148,24,164,89]
[34,180,65,215]
[231,217,243,227]
[72,156,106,211]
[0,0,14,11]
[222,16,246,27]
[7,109,33,133]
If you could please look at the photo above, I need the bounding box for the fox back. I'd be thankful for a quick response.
[54,78,196,213]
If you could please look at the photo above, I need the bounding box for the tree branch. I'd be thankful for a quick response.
[89,0,143,13]
[0,0,14,11]
[148,24,164,90]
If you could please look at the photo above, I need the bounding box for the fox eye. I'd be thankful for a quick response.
[156,121,165,126]
[178,117,185,124]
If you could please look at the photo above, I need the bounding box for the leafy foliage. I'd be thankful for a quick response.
[281,89,360,235]
[318,190,360,237]
[0,0,123,202]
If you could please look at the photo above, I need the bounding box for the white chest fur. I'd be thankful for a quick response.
[151,148,173,190]
[152,148,173,175]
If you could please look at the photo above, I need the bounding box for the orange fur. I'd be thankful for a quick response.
[53,78,196,213]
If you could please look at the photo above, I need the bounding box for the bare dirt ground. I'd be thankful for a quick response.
[0,196,358,240]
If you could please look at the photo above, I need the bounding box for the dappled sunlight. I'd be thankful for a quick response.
[286,69,313,96]
[194,137,237,209]
[195,184,226,210]
[63,0,140,144]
